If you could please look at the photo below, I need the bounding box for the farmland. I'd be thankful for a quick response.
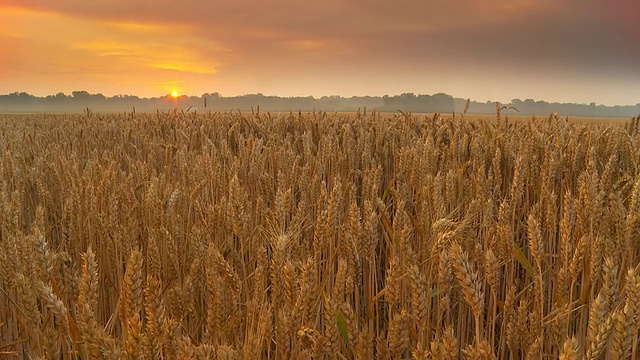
[0,111,639,359]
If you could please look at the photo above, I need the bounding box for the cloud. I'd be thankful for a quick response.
[0,3,229,95]
[6,1,633,69]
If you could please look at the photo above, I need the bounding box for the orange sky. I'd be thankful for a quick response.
[1,0,639,105]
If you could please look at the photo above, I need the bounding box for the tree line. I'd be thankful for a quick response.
[1,91,638,117]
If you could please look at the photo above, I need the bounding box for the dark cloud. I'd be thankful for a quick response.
[365,11,640,75]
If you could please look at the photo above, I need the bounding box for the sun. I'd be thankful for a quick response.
[170,91,179,99]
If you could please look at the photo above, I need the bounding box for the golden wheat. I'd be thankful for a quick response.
[0,111,638,359]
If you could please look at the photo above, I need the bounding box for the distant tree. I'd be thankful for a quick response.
[72,90,90,99]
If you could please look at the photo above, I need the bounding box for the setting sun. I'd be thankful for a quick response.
[170,91,179,98]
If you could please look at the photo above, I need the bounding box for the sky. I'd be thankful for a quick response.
[1,0,639,105]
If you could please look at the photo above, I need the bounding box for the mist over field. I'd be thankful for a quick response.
[2,91,639,117]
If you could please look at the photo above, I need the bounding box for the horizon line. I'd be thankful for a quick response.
[2,90,638,107]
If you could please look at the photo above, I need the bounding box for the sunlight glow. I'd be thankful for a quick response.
[171,91,179,98]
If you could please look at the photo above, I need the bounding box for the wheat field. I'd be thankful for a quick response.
[0,110,639,359]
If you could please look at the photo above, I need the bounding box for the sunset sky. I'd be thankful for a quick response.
[1,0,639,105]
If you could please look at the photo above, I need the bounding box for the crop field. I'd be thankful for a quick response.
[0,111,639,359]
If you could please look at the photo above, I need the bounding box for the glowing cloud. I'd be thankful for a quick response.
[0,4,225,96]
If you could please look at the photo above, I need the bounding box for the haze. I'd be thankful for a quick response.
[1,0,639,105]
